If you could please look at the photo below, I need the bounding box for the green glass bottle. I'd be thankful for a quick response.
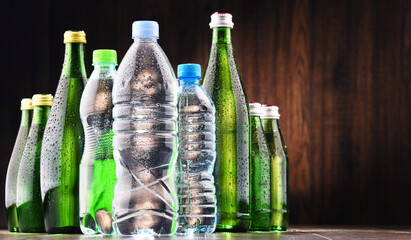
[249,102,271,231]
[16,94,53,233]
[79,50,117,235]
[5,98,33,232]
[202,12,250,232]
[261,105,289,231]
[40,31,87,233]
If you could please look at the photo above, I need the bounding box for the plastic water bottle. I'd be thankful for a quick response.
[79,50,117,235]
[112,21,178,235]
[176,64,216,234]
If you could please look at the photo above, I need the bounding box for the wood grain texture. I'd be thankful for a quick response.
[0,0,410,227]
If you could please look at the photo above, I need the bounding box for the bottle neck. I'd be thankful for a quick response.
[133,37,158,43]
[20,109,32,127]
[179,77,201,86]
[93,63,117,71]
[32,106,51,125]
[62,42,87,77]
[261,118,279,132]
[212,27,232,44]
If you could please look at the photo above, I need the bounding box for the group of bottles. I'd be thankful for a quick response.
[249,103,288,231]
[5,12,288,235]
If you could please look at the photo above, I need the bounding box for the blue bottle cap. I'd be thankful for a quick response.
[177,64,201,78]
[132,21,159,38]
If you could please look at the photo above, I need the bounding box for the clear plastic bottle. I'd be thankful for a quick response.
[112,21,178,235]
[79,49,117,235]
[176,64,216,234]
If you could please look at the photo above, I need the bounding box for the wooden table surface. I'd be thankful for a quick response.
[0,226,410,239]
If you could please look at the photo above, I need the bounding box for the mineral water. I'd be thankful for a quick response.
[176,64,216,234]
[79,50,117,234]
[112,21,178,235]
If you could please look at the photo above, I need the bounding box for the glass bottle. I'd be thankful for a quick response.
[79,49,117,235]
[249,102,271,231]
[16,94,53,232]
[5,98,33,232]
[40,30,87,233]
[202,12,250,232]
[261,105,289,231]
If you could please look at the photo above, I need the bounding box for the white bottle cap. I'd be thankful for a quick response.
[209,12,234,29]
[249,102,262,116]
[261,105,281,119]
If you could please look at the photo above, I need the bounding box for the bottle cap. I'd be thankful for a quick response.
[32,94,53,107]
[93,49,117,65]
[249,102,262,116]
[132,21,159,39]
[64,30,87,44]
[209,12,234,29]
[177,64,201,78]
[261,105,281,119]
[20,98,33,110]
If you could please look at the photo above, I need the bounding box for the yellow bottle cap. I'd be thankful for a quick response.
[64,30,87,44]
[20,98,33,110]
[32,94,54,107]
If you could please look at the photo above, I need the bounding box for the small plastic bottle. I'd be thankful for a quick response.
[79,49,117,234]
[176,64,216,234]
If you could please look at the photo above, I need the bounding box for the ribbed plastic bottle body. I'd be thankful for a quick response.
[202,27,250,231]
[5,109,32,232]
[261,118,289,231]
[112,38,178,235]
[176,82,216,234]
[16,105,50,233]
[79,64,116,235]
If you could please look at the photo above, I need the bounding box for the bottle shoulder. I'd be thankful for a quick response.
[178,85,215,112]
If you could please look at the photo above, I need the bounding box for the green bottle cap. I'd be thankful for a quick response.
[93,49,117,65]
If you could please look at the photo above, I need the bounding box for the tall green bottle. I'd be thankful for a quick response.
[40,31,87,233]
[5,98,33,232]
[261,105,289,231]
[16,94,53,233]
[249,102,271,231]
[202,12,250,232]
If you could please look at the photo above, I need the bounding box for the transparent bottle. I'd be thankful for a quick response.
[112,21,178,235]
[249,102,271,231]
[202,12,250,231]
[5,98,33,232]
[40,30,87,233]
[176,64,216,234]
[79,50,117,235]
[16,94,53,233]
[261,105,289,231]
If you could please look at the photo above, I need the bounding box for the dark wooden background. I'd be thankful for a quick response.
[0,0,410,228]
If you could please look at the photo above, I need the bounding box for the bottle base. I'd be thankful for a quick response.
[215,220,250,232]
[176,224,216,234]
[19,227,46,233]
[7,227,19,232]
[46,226,81,234]
[270,226,287,231]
